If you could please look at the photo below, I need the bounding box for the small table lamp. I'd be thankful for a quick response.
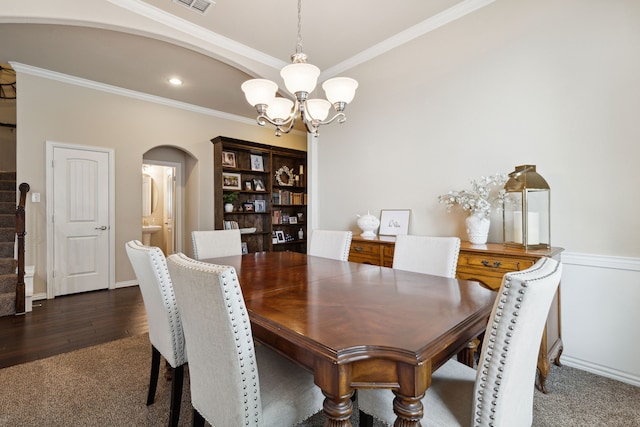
[502,165,551,249]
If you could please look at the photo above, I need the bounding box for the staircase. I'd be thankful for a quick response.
[0,172,17,317]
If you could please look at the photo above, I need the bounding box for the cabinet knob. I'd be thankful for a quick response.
[481,260,502,268]
[353,246,364,252]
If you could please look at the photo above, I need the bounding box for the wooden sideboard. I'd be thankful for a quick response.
[349,236,564,393]
[349,235,396,267]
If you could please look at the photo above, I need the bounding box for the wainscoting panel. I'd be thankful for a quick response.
[560,252,640,387]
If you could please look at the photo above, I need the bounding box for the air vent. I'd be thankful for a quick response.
[173,0,214,14]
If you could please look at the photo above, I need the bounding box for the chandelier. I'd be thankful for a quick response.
[241,0,358,137]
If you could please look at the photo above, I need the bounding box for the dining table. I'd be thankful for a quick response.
[203,251,496,426]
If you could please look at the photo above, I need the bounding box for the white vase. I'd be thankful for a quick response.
[224,203,234,213]
[465,213,490,244]
[357,211,380,238]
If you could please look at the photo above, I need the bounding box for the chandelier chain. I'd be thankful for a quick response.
[296,0,303,55]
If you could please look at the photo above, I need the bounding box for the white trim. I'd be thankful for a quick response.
[10,62,256,125]
[106,0,286,71]
[561,251,640,272]
[320,0,496,79]
[115,280,138,289]
[561,355,640,388]
[32,292,48,301]
[45,141,116,298]
[110,0,495,79]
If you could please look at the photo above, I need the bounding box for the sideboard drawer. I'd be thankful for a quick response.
[349,241,381,265]
[459,254,534,274]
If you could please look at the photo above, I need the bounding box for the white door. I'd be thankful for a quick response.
[163,167,176,254]
[52,146,111,296]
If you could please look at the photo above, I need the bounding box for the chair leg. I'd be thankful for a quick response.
[359,410,373,427]
[193,408,205,427]
[168,365,184,427]
[147,345,161,405]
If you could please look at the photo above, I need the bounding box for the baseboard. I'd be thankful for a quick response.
[562,355,640,387]
[32,292,47,301]
[561,251,640,271]
[115,280,138,289]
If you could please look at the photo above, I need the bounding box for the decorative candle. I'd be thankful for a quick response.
[513,211,540,245]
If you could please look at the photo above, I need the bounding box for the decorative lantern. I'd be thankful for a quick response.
[502,165,550,249]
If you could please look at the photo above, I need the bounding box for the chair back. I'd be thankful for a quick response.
[473,257,562,426]
[392,235,461,278]
[191,229,242,260]
[125,240,186,368]
[166,253,262,427]
[308,230,352,261]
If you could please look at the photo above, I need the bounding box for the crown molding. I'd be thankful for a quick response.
[106,0,287,71]
[320,0,495,80]
[10,62,254,124]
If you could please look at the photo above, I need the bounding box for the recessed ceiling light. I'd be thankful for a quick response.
[169,77,183,86]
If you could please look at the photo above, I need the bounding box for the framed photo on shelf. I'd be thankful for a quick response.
[379,209,411,236]
[222,151,237,168]
[288,216,297,224]
[250,154,264,171]
[243,202,254,212]
[275,230,286,243]
[244,180,253,191]
[222,172,242,190]
[253,178,266,191]
[254,199,266,212]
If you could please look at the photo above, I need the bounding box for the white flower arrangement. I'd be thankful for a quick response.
[438,173,508,218]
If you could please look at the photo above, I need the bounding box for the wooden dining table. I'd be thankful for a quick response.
[203,251,496,426]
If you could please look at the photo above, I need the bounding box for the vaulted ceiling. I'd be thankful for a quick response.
[0,0,493,121]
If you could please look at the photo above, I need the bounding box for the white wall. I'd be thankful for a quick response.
[314,0,640,384]
[16,70,305,296]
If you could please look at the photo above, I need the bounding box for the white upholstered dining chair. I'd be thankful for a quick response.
[358,257,562,427]
[125,240,186,427]
[308,229,353,261]
[191,229,242,260]
[166,253,325,427]
[392,235,461,278]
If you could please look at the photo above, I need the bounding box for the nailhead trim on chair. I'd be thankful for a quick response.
[147,245,187,366]
[473,258,555,427]
[172,253,262,426]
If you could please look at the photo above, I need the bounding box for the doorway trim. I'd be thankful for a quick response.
[142,159,183,254]
[45,140,115,299]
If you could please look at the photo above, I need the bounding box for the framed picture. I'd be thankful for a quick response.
[222,172,242,190]
[254,199,266,212]
[275,230,286,243]
[222,151,237,168]
[244,180,253,191]
[288,216,297,224]
[253,178,266,191]
[250,154,264,171]
[243,202,254,212]
[379,209,411,236]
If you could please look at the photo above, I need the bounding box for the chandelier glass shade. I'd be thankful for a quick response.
[241,0,358,136]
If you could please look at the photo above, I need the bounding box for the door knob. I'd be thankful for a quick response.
[95,226,107,230]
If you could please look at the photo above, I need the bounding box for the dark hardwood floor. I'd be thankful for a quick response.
[0,286,148,369]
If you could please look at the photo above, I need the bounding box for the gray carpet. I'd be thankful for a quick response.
[0,334,638,426]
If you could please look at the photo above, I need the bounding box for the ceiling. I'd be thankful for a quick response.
[0,0,491,122]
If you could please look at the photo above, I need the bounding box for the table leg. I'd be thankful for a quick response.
[322,390,354,427]
[392,391,424,426]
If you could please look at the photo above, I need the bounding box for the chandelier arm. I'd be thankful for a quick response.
[304,111,347,128]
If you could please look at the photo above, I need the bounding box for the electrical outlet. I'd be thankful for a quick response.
[31,193,41,203]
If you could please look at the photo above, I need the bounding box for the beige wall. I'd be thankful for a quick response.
[0,101,16,172]
[316,0,639,257]
[16,72,305,295]
[313,0,640,383]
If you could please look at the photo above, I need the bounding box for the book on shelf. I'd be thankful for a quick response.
[224,220,239,230]
[272,190,307,205]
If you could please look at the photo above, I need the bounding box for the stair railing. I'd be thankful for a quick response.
[15,182,29,314]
